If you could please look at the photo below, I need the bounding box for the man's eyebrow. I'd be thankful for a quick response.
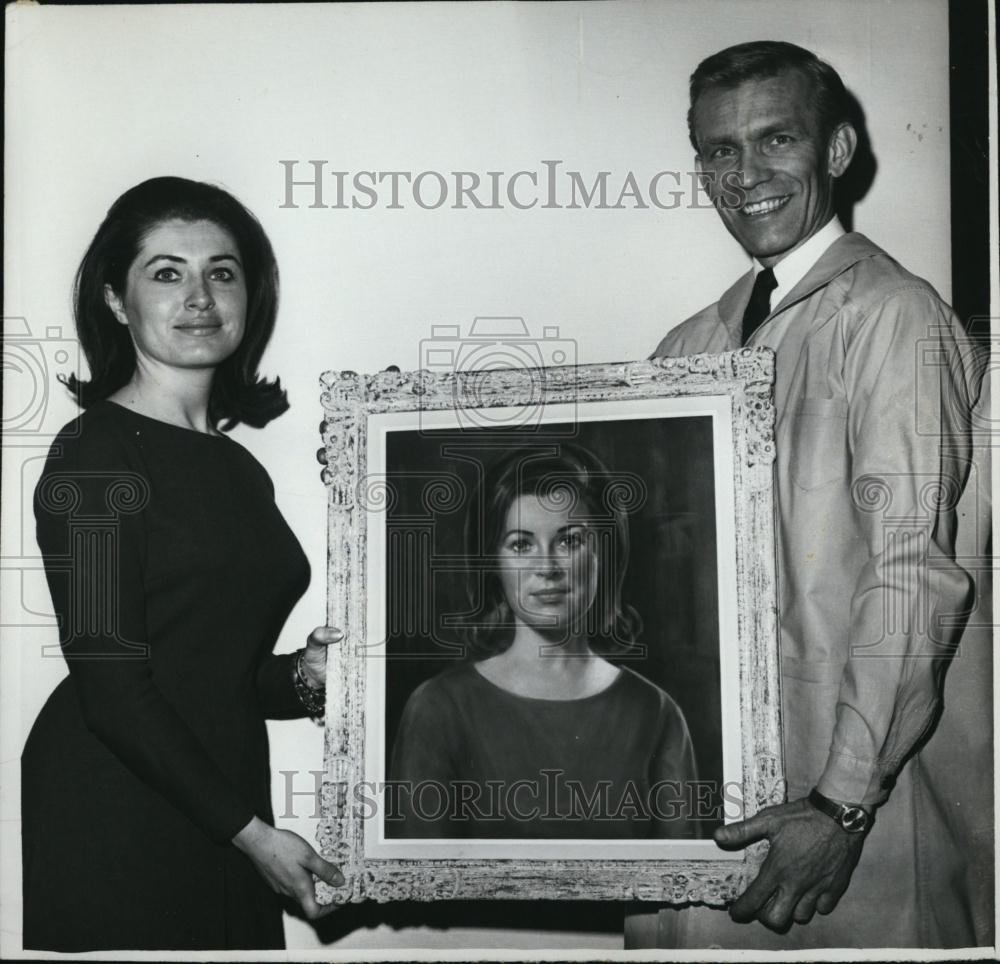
[750,121,800,139]
[142,253,242,268]
[700,120,803,148]
[698,130,738,150]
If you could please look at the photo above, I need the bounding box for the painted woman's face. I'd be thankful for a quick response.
[104,218,247,375]
[496,493,600,639]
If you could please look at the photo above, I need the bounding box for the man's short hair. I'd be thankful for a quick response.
[688,40,850,152]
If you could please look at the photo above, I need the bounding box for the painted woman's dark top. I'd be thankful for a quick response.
[388,662,698,839]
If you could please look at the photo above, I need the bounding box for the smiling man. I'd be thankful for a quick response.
[629,41,983,949]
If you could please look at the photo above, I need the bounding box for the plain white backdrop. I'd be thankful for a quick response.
[4,0,954,954]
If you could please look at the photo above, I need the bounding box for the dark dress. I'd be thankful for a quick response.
[21,401,311,951]
[387,662,698,839]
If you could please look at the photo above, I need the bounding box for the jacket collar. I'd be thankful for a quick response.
[716,232,886,333]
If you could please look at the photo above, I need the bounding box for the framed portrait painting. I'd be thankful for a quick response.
[315,348,782,903]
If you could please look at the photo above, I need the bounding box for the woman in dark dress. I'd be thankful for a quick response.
[389,444,698,839]
[22,177,341,951]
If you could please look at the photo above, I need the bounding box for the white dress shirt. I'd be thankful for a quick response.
[754,216,846,310]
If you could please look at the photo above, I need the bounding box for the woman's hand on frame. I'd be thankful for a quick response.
[301,626,343,688]
[233,816,344,919]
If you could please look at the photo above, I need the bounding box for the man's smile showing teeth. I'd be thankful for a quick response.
[741,196,791,217]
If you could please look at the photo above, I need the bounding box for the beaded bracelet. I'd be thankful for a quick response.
[293,649,326,721]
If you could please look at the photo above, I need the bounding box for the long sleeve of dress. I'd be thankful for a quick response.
[255,651,307,719]
[249,474,314,720]
[35,425,257,844]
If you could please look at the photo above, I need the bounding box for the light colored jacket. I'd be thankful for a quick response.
[631,233,990,948]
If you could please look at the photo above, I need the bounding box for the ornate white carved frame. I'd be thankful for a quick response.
[315,348,782,904]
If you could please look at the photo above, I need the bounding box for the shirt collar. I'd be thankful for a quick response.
[753,218,846,309]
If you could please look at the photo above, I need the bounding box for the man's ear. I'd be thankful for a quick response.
[827,122,857,179]
[104,284,129,326]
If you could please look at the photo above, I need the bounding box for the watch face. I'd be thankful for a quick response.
[841,806,869,833]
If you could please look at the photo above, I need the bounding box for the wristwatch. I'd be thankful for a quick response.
[808,788,871,834]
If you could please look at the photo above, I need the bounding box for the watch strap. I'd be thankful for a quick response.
[808,787,871,834]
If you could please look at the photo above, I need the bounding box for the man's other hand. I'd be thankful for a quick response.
[714,797,867,931]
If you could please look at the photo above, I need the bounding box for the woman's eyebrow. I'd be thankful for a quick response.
[141,252,242,268]
[143,254,186,267]
[558,522,590,531]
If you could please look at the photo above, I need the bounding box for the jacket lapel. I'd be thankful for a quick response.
[770,232,884,315]
[716,270,756,343]
[717,233,886,335]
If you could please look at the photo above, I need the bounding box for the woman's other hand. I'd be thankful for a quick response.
[233,816,344,919]
[301,626,343,688]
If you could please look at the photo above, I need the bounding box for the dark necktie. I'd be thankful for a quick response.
[741,267,778,345]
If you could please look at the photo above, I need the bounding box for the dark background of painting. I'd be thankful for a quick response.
[381,414,724,830]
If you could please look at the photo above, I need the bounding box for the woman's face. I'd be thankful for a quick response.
[496,492,600,639]
[104,218,247,375]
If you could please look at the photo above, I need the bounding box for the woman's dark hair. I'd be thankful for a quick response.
[687,41,850,152]
[64,176,287,430]
[459,443,642,658]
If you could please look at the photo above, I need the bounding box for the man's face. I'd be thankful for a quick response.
[692,70,853,266]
